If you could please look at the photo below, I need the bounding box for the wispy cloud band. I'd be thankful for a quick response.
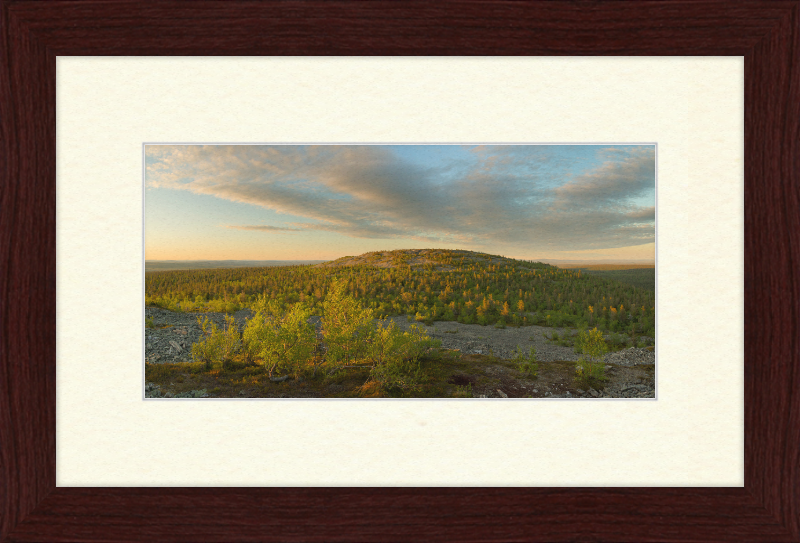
[146,145,655,252]
[224,225,300,232]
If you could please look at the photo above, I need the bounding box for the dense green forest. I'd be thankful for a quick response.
[145,249,656,337]
[573,268,655,292]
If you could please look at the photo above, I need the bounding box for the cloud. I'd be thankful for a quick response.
[552,147,655,209]
[224,225,300,232]
[146,144,655,253]
[624,206,656,221]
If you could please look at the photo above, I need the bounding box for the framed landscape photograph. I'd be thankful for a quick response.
[2,1,798,542]
[143,143,656,400]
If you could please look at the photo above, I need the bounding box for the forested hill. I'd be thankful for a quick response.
[145,248,655,337]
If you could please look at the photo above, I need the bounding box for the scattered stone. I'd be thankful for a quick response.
[170,389,210,399]
[143,306,656,398]
[604,347,655,367]
[497,389,508,398]
[621,384,650,393]
[144,382,164,398]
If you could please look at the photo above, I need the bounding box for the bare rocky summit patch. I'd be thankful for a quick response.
[314,248,513,272]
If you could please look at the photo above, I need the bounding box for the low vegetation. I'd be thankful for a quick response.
[511,346,539,378]
[556,263,654,271]
[570,267,655,292]
[573,328,609,389]
[145,249,656,398]
[178,279,440,395]
[146,350,528,399]
[146,249,655,338]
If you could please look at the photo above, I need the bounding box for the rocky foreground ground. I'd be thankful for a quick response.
[144,306,656,399]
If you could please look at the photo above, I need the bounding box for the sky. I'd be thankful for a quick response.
[145,144,656,262]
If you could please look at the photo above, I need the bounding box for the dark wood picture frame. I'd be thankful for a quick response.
[2,1,798,541]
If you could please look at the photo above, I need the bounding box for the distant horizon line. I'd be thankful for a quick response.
[145,258,326,262]
[145,258,655,264]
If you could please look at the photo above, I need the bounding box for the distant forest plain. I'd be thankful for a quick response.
[145,250,655,330]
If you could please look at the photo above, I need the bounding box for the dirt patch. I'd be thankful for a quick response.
[445,355,655,399]
[447,373,477,386]
[145,349,655,399]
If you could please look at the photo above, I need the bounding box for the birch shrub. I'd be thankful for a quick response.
[242,298,316,380]
[321,280,377,373]
[512,346,539,377]
[322,280,439,392]
[367,319,439,392]
[191,315,241,370]
[216,279,441,393]
[574,327,608,389]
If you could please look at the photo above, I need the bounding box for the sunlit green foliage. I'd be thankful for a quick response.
[186,278,439,390]
[512,346,539,377]
[367,319,440,392]
[191,315,240,370]
[574,327,608,389]
[574,327,608,358]
[321,279,377,371]
[242,299,316,379]
[146,249,656,336]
